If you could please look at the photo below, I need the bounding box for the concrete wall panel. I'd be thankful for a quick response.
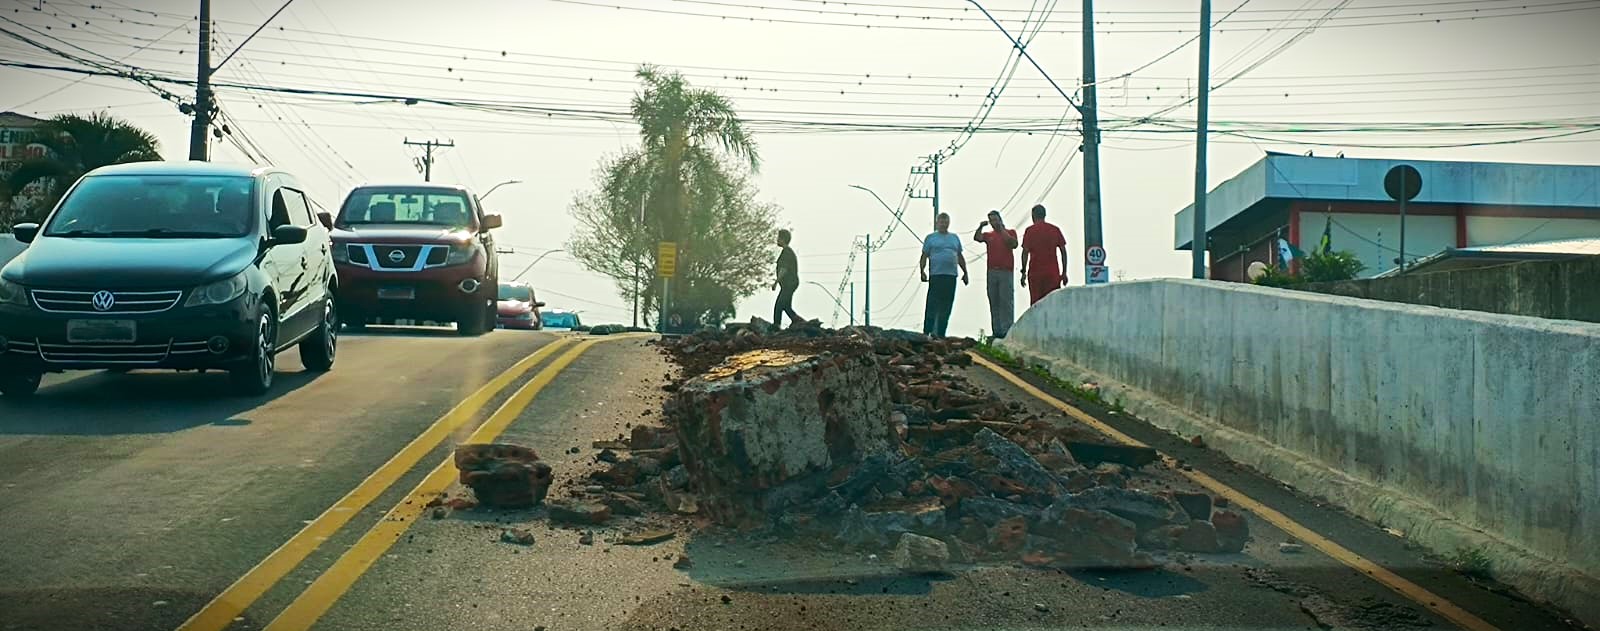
[1003,279,1600,623]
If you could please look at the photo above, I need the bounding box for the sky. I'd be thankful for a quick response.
[2,0,1597,335]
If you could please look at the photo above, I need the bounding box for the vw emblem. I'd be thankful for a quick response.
[91,290,116,312]
[387,249,406,263]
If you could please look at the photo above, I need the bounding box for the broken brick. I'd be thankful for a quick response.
[1212,509,1249,553]
[548,500,611,526]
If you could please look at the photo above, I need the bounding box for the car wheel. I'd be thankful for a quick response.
[231,309,277,396]
[0,370,42,399]
[299,294,337,372]
[457,303,490,337]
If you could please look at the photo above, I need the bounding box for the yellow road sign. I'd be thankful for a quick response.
[657,241,677,278]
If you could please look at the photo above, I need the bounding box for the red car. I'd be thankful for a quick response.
[329,184,502,335]
[496,282,544,330]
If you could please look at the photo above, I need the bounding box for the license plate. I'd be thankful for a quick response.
[67,319,137,343]
[378,286,415,300]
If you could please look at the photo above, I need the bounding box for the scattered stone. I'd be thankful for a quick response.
[891,533,950,574]
[1189,435,1206,448]
[631,425,676,450]
[430,506,449,520]
[1279,542,1305,554]
[602,493,647,516]
[1172,492,1213,521]
[720,594,732,605]
[1070,487,1189,531]
[454,443,553,508]
[500,528,536,546]
[592,439,630,450]
[674,554,694,570]
[548,500,612,526]
[597,448,621,463]
[1033,508,1143,569]
[974,428,1064,498]
[578,531,595,545]
[1034,603,1050,613]
[1212,509,1249,553]
[568,446,581,454]
[618,529,676,546]
[445,497,477,511]
[664,465,690,490]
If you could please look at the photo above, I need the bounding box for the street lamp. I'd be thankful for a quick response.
[511,248,564,282]
[480,179,524,201]
[848,184,924,245]
[806,281,853,325]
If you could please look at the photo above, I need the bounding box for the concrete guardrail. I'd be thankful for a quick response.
[1000,278,1600,625]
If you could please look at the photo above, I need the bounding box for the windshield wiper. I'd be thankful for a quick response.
[109,228,228,238]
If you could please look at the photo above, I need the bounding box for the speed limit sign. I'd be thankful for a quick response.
[1086,245,1107,266]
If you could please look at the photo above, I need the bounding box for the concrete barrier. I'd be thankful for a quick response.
[1001,279,1600,625]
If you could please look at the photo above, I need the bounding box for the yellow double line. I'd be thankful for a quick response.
[179,335,634,631]
[970,352,1498,631]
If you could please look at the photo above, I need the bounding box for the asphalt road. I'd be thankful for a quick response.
[0,327,562,631]
[0,329,1585,631]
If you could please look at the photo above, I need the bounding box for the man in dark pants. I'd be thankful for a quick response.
[919,212,969,337]
[772,229,804,328]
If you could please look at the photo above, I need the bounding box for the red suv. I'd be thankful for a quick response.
[329,184,502,335]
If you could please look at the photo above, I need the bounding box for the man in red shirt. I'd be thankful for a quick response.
[972,209,1018,339]
[1020,203,1068,305]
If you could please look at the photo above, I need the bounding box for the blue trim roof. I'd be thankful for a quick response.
[1174,154,1600,249]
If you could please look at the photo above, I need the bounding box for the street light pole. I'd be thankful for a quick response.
[511,248,565,282]
[479,179,524,201]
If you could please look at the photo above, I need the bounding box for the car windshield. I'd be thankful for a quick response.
[339,188,474,229]
[43,174,255,238]
[497,284,532,302]
[542,312,578,328]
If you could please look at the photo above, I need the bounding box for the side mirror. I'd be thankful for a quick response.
[534,301,546,308]
[316,211,334,229]
[271,224,308,246]
[481,213,503,230]
[12,223,40,244]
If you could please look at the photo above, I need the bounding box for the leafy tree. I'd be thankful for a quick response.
[1252,249,1367,288]
[567,66,779,327]
[1300,249,1366,283]
[3,112,162,227]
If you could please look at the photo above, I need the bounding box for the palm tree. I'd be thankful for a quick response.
[4,111,162,225]
[630,65,759,245]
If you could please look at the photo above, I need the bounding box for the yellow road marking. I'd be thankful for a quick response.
[262,335,635,631]
[177,336,578,631]
[970,352,1498,631]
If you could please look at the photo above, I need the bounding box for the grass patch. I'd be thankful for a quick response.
[974,341,1124,413]
[1447,546,1493,580]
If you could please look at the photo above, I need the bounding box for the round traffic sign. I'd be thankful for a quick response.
[1086,245,1107,265]
[1384,164,1422,202]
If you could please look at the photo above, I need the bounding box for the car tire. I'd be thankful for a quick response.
[457,302,490,337]
[299,294,337,372]
[0,370,42,399]
[231,308,277,396]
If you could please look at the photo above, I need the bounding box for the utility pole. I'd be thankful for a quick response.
[1081,0,1105,277]
[862,234,872,327]
[404,138,454,182]
[1191,0,1212,279]
[849,282,856,326]
[632,190,647,328]
[910,156,942,229]
[187,0,212,161]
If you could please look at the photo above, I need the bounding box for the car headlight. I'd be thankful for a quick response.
[185,273,249,307]
[446,242,480,265]
[0,277,28,307]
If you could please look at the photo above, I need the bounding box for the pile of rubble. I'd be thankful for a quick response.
[456,321,1249,572]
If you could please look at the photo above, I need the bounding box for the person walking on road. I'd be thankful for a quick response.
[920,212,968,337]
[973,209,1018,339]
[1020,203,1069,305]
[772,229,804,328]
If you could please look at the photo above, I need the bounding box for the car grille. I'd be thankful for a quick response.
[343,244,449,271]
[30,289,183,314]
[7,339,211,364]
[37,342,171,364]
